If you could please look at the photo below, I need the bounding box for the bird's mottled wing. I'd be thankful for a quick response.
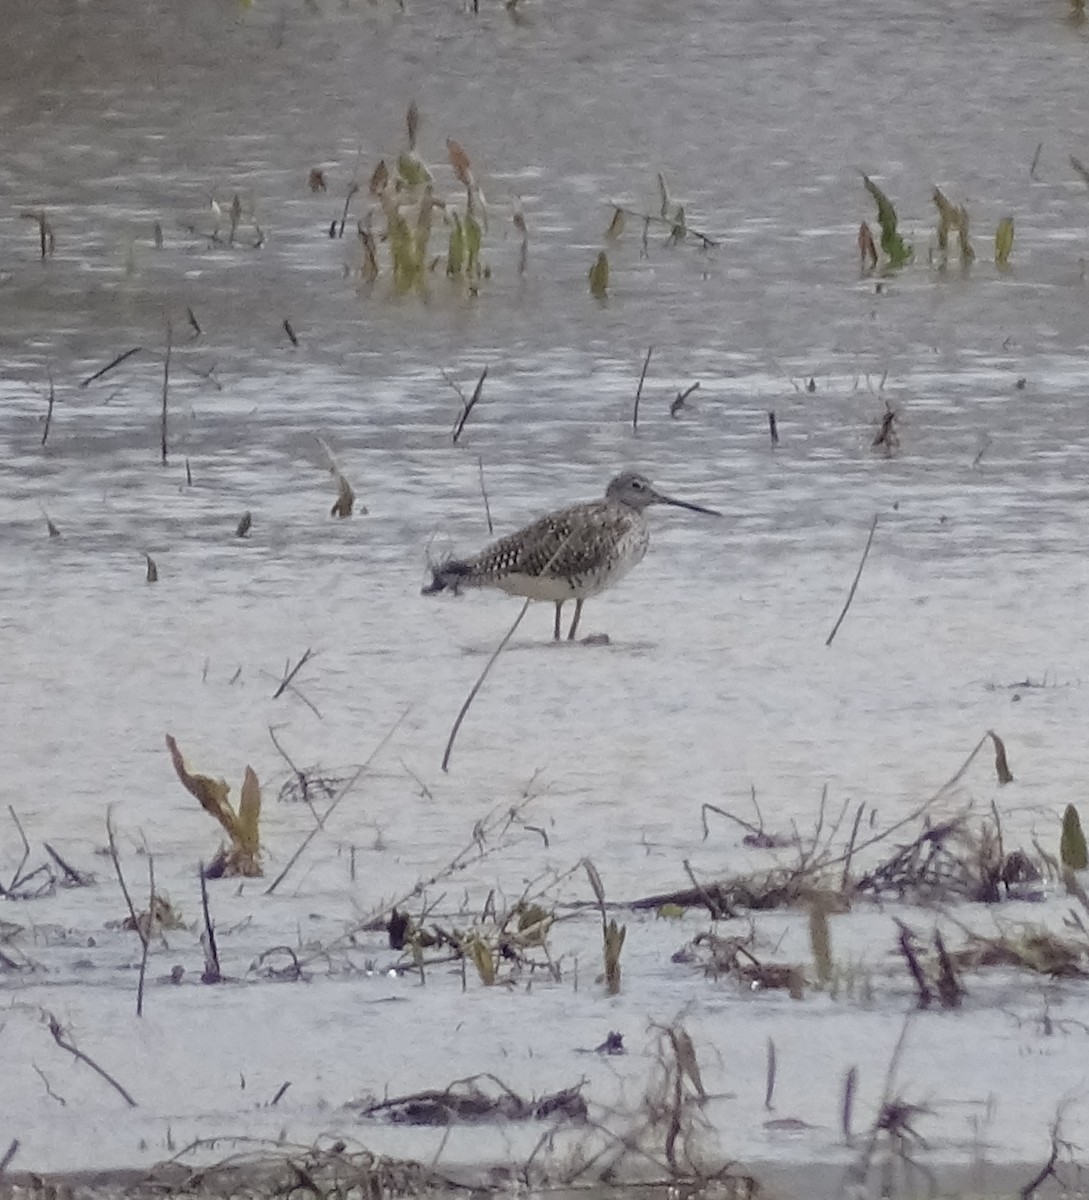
[468,501,632,583]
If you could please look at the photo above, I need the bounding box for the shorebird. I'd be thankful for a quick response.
[423,472,720,640]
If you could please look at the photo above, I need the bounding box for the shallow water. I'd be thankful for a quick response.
[3,0,1089,1188]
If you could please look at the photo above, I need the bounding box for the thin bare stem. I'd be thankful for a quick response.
[43,842,90,886]
[265,706,410,895]
[632,345,653,432]
[700,802,763,841]
[106,811,142,938]
[80,346,143,387]
[136,855,155,1017]
[477,456,493,534]
[160,319,171,465]
[0,1140,19,1177]
[6,806,31,894]
[106,811,150,1014]
[42,373,55,447]
[198,867,222,983]
[442,600,530,772]
[844,1013,913,1188]
[826,513,879,646]
[452,367,487,444]
[272,647,314,700]
[338,181,359,238]
[43,1011,138,1107]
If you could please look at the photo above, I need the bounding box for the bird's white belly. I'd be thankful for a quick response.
[496,573,581,602]
[495,538,647,603]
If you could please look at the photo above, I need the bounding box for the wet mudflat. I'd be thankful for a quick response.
[4,1,1089,1196]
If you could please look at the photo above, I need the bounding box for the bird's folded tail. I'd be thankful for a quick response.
[422,558,475,596]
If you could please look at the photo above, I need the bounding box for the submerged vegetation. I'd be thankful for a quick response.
[860,173,1019,275]
[325,104,495,296]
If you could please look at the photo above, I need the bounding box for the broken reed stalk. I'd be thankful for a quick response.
[844,1015,913,1189]
[477,456,493,534]
[43,1011,138,1107]
[80,346,143,387]
[43,842,90,886]
[990,729,1014,783]
[135,855,155,1015]
[677,858,728,919]
[338,181,360,238]
[700,801,765,841]
[452,367,487,444]
[160,320,172,466]
[583,859,625,994]
[840,801,867,890]
[6,806,31,894]
[272,647,314,700]
[825,512,879,646]
[106,810,150,1015]
[442,600,531,772]
[198,866,222,983]
[0,1140,18,1178]
[265,706,410,895]
[933,929,963,1008]
[670,380,700,417]
[267,725,311,814]
[929,730,1012,796]
[768,410,779,447]
[42,374,55,447]
[764,1038,777,1110]
[818,730,1017,882]
[895,921,932,1009]
[632,345,653,432]
[842,1066,858,1145]
[1020,1109,1069,1200]
[808,895,834,987]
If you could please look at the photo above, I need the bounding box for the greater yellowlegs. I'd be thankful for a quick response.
[423,472,721,640]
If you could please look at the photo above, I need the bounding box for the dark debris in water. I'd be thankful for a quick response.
[595,1030,625,1054]
[354,1073,588,1126]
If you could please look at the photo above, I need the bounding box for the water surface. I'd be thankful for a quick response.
[3,0,1089,1186]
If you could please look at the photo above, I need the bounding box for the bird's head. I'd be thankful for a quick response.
[605,472,720,516]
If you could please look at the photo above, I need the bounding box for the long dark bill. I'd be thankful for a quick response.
[658,493,721,517]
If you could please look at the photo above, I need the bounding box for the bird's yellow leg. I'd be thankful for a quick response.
[553,602,563,642]
[566,598,584,641]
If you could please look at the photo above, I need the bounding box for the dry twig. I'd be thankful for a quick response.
[43,1011,138,1107]
[442,601,530,771]
[826,513,879,646]
[265,707,410,895]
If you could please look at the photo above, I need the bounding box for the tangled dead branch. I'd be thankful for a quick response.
[631,731,1040,919]
[355,1074,587,1126]
[55,1137,463,1200]
[559,1021,756,1191]
[671,930,806,998]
